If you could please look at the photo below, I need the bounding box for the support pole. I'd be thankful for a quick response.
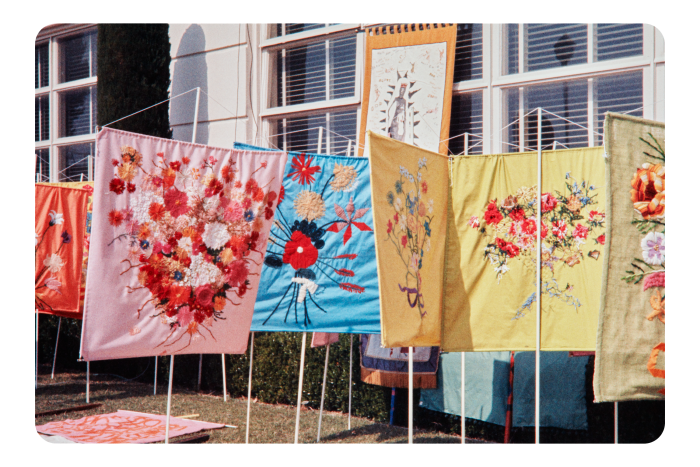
[317,342,331,443]
[348,334,353,430]
[317,127,324,154]
[35,312,39,389]
[614,402,619,444]
[461,352,465,444]
[165,355,175,444]
[192,87,201,144]
[346,140,353,157]
[408,347,413,444]
[154,356,158,395]
[294,332,308,444]
[197,355,203,391]
[535,107,542,445]
[246,332,255,444]
[221,354,227,402]
[86,361,90,403]
[390,388,396,425]
[464,133,469,155]
[51,317,62,379]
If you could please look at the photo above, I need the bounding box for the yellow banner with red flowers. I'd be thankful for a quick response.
[594,114,665,401]
[441,147,606,352]
[367,131,449,348]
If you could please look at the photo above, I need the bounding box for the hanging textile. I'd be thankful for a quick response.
[594,113,665,401]
[80,128,287,361]
[366,131,448,347]
[311,332,340,348]
[359,334,438,389]
[512,352,589,430]
[36,410,224,443]
[38,182,94,311]
[441,147,606,351]
[233,143,380,334]
[35,184,89,318]
[419,351,511,425]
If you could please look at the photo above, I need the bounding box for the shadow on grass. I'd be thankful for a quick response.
[320,423,468,444]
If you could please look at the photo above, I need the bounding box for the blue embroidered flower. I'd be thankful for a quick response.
[140,239,150,250]
[173,271,183,281]
[565,172,570,179]
[244,209,255,222]
[418,157,427,169]
[580,196,591,206]
[589,185,596,190]
[407,196,415,214]
[418,258,423,270]
[424,221,431,237]
[395,180,403,194]
[387,191,395,206]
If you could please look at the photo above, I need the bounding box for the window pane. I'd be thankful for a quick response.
[448,92,483,155]
[273,109,357,155]
[35,43,49,89]
[35,95,50,142]
[453,24,483,82]
[59,142,94,182]
[275,23,326,37]
[330,36,356,99]
[525,24,588,72]
[595,24,643,61]
[35,148,50,182]
[60,86,96,137]
[505,24,519,75]
[594,71,643,145]
[505,88,521,151]
[286,41,326,105]
[60,31,97,83]
[328,109,357,155]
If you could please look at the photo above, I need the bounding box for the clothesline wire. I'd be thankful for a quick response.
[56,155,91,175]
[102,88,199,129]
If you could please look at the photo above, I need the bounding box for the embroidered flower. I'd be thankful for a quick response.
[288,154,321,185]
[293,190,326,221]
[395,180,403,194]
[428,199,434,214]
[398,214,407,232]
[566,195,582,213]
[326,196,372,245]
[202,222,230,250]
[44,277,62,294]
[643,271,665,291]
[485,207,503,226]
[244,209,255,222]
[108,209,125,227]
[387,219,393,234]
[223,200,244,222]
[501,195,518,211]
[630,163,665,219]
[177,306,194,327]
[148,203,166,221]
[195,284,216,307]
[469,216,480,229]
[118,162,137,182]
[48,210,64,226]
[541,193,558,213]
[641,231,665,265]
[393,197,403,212]
[43,253,65,273]
[421,181,428,194]
[573,223,589,240]
[282,231,319,270]
[509,207,525,221]
[110,178,126,195]
[596,234,605,245]
[387,191,395,206]
[329,163,357,191]
[401,235,408,248]
[163,188,190,218]
[61,230,72,244]
[552,220,567,239]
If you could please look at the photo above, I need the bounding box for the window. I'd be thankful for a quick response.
[35,26,98,182]
[453,24,483,82]
[272,109,357,155]
[275,23,326,37]
[448,92,483,155]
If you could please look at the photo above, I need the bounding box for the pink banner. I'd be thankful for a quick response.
[311,332,340,348]
[81,129,287,360]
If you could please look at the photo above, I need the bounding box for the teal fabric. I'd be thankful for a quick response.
[419,352,511,425]
[513,352,588,430]
[234,143,380,334]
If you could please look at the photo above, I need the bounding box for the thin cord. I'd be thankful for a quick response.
[246,25,259,142]
[56,156,90,175]
[199,89,239,121]
[235,25,242,138]
[541,108,604,137]
[102,88,199,128]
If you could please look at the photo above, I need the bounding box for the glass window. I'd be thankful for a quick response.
[453,24,483,82]
[594,71,643,144]
[59,31,97,83]
[35,148,50,182]
[35,95,50,142]
[59,142,94,182]
[272,35,356,108]
[595,24,643,61]
[59,86,97,137]
[35,43,49,89]
[448,92,483,155]
[505,24,519,75]
[273,109,357,155]
[275,23,326,37]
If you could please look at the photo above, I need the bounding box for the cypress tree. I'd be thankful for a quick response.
[97,24,172,138]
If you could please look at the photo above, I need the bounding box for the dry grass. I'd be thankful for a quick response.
[35,366,489,444]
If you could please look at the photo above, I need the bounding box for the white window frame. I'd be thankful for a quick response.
[35,24,98,182]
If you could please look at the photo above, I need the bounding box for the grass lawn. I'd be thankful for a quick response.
[35,366,489,444]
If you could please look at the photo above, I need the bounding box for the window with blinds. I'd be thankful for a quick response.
[35,148,50,182]
[35,43,49,89]
[59,31,97,84]
[273,35,356,108]
[60,86,97,137]
[35,95,50,142]
[59,143,94,182]
[448,92,483,155]
[595,24,643,61]
[273,109,357,155]
[453,24,483,82]
[275,23,326,37]
[504,70,643,151]
[505,24,519,75]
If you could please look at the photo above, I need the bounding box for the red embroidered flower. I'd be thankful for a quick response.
[182,156,190,165]
[225,260,249,287]
[387,219,393,233]
[163,188,190,218]
[148,203,166,221]
[169,161,182,171]
[521,218,537,236]
[597,234,606,245]
[485,208,503,225]
[288,154,321,185]
[205,178,224,197]
[278,185,285,204]
[109,178,126,194]
[127,182,136,193]
[245,179,259,196]
[552,220,567,239]
[421,181,428,194]
[82,184,94,194]
[509,207,525,221]
[195,284,215,307]
[283,231,319,270]
[264,206,274,220]
[541,193,558,213]
[221,164,234,184]
[108,209,124,226]
[504,242,520,258]
[573,223,589,239]
[111,159,120,166]
[168,285,190,306]
[242,197,252,209]
[540,221,549,239]
[401,235,408,248]
[157,152,164,158]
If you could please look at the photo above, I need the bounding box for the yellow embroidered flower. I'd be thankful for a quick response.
[630,163,665,219]
[118,162,137,182]
[294,190,326,221]
[566,195,582,213]
[329,163,358,192]
[220,248,234,265]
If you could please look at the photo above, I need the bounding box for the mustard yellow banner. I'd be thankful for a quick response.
[367,132,448,347]
[442,148,606,351]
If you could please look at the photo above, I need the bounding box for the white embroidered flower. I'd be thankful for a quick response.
[393,197,403,212]
[184,254,224,287]
[43,253,65,273]
[49,210,64,225]
[428,199,434,214]
[398,214,407,231]
[425,237,431,252]
[202,222,230,250]
[468,216,480,229]
[641,231,665,265]
[130,190,164,224]
[177,236,193,252]
[494,263,510,275]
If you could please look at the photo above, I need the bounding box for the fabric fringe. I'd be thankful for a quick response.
[360,367,437,389]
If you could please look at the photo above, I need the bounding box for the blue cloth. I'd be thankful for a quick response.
[419,352,511,426]
[513,352,588,430]
[234,143,380,333]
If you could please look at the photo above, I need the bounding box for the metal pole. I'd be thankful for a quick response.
[154,356,158,395]
[535,107,542,445]
[346,140,352,157]
[408,347,413,444]
[192,87,201,144]
[221,354,227,402]
[317,127,324,154]
[246,332,255,444]
[461,352,465,444]
[464,133,469,155]
[197,354,202,391]
[51,317,61,379]
[35,312,39,389]
[86,361,90,403]
[348,334,353,430]
[294,332,308,444]
[317,343,331,443]
[614,402,619,444]
[165,355,175,444]
[390,388,396,425]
